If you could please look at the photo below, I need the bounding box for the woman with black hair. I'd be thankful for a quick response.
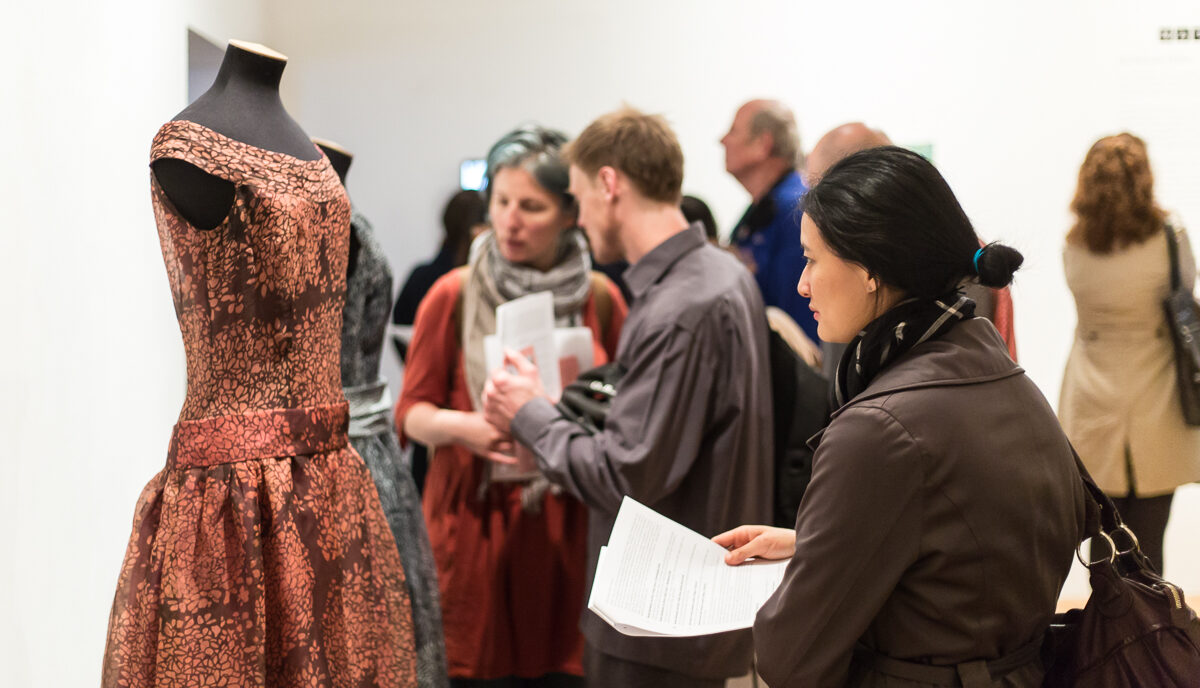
[715,147,1086,687]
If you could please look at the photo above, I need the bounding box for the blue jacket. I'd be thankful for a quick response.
[732,169,816,341]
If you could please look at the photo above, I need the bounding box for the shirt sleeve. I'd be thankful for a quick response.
[754,404,924,688]
[511,318,719,516]
[393,272,460,446]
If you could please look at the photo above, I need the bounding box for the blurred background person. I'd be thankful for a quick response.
[393,188,489,493]
[393,189,489,362]
[722,99,816,342]
[394,125,627,687]
[681,193,719,243]
[1059,132,1200,574]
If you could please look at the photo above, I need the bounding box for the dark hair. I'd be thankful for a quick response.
[442,189,487,266]
[805,146,1022,297]
[485,125,573,211]
[681,194,718,241]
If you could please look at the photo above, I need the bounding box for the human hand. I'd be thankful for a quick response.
[712,525,797,566]
[454,411,518,465]
[482,349,547,433]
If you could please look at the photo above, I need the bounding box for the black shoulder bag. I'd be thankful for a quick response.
[1042,448,1200,686]
[1163,223,1200,426]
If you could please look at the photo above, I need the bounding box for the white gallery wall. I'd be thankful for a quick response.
[2,1,1197,684]
[0,2,268,685]
[258,0,1199,603]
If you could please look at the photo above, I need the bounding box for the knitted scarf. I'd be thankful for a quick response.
[460,228,591,511]
[461,228,592,408]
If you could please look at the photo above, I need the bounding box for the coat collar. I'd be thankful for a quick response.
[828,318,1024,421]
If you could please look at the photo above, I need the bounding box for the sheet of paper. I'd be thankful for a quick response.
[480,333,535,481]
[588,497,788,637]
[588,547,671,637]
[554,327,594,387]
[494,291,562,398]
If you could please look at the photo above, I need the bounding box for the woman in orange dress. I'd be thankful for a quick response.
[395,126,626,687]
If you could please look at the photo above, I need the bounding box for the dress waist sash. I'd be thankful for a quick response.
[167,402,350,469]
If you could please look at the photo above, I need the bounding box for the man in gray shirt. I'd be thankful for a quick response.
[483,107,773,687]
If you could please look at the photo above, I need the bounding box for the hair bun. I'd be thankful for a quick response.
[974,242,1023,288]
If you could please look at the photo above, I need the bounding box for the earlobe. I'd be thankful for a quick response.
[866,278,877,293]
[599,167,617,200]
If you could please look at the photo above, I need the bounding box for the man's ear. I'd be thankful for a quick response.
[598,166,618,200]
[756,132,776,160]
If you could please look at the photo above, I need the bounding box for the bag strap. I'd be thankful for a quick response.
[1166,222,1183,292]
[451,265,471,342]
[1069,444,1116,539]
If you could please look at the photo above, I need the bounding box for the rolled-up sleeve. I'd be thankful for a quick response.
[511,320,718,516]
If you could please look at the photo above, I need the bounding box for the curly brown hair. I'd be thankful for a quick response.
[1068,133,1166,254]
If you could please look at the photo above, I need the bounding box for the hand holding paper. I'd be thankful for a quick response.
[588,497,789,637]
[480,291,597,480]
[483,350,546,434]
[711,525,797,565]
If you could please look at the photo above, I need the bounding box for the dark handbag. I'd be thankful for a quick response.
[1042,449,1200,687]
[1163,224,1200,426]
[555,362,624,433]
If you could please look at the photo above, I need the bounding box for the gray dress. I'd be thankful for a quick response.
[342,211,448,688]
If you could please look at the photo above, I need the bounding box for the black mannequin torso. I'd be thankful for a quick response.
[153,41,320,230]
[314,139,361,282]
[314,139,352,186]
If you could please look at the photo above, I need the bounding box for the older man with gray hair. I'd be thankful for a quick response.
[722,99,816,342]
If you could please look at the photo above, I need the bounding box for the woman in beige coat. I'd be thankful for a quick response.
[1059,132,1200,573]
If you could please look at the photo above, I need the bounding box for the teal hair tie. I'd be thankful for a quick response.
[973,247,986,274]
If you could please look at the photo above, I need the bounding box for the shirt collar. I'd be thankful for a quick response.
[623,223,706,300]
[765,167,799,199]
[734,168,802,238]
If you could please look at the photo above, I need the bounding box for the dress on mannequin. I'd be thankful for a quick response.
[103,42,417,688]
[326,138,449,688]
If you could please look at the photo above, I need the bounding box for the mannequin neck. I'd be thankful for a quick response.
[172,41,319,160]
[212,41,287,93]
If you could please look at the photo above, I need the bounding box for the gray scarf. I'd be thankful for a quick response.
[461,228,592,510]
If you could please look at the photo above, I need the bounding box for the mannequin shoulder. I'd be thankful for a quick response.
[152,157,235,231]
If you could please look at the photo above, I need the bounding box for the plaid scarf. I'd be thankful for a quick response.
[833,293,976,407]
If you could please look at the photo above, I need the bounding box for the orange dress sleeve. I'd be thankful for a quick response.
[578,271,628,366]
[394,269,464,446]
